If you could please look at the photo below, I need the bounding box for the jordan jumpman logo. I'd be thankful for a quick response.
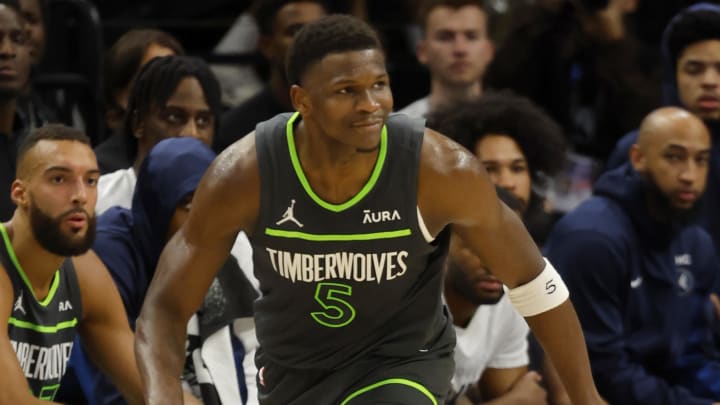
[276,199,304,228]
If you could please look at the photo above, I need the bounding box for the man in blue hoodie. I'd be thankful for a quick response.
[71,137,258,404]
[546,106,720,404]
[607,3,720,249]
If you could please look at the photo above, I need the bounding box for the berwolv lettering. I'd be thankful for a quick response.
[266,248,409,284]
[362,209,401,224]
[10,340,73,381]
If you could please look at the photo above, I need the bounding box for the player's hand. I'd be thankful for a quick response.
[507,371,548,405]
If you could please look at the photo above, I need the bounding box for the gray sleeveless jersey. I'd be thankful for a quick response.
[251,112,453,370]
[0,224,82,400]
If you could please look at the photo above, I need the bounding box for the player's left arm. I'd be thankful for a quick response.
[418,128,603,405]
[73,251,144,405]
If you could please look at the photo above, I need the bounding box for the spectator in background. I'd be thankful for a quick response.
[18,0,44,65]
[0,0,50,221]
[95,55,221,215]
[445,186,546,405]
[429,91,571,405]
[71,137,257,405]
[607,3,720,250]
[485,0,662,160]
[545,107,720,404]
[94,29,184,173]
[213,0,327,153]
[399,0,493,118]
[428,90,567,245]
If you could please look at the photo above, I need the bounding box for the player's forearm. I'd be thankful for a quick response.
[135,307,187,405]
[525,300,603,404]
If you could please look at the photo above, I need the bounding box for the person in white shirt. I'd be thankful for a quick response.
[444,186,547,405]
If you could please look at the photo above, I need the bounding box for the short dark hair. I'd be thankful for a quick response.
[17,124,90,169]
[427,90,567,180]
[251,0,328,36]
[123,55,222,153]
[103,29,185,113]
[286,14,382,85]
[665,5,720,66]
[417,0,486,29]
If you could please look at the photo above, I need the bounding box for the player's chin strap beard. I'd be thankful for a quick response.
[356,143,380,153]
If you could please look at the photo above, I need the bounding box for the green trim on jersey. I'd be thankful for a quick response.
[339,378,437,405]
[8,316,78,333]
[265,228,411,241]
[0,224,60,306]
[286,111,388,213]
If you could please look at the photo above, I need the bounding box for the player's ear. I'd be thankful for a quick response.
[629,144,645,171]
[291,84,312,116]
[10,179,29,208]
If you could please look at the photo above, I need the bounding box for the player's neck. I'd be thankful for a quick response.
[4,216,65,298]
[429,80,482,112]
[444,283,477,328]
[293,120,380,204]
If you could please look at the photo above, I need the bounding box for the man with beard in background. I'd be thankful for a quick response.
[445,186,547,405]
[545,106,720,404]
[0,124,144,403]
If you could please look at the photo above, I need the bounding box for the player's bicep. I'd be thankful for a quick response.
[419,129,544,287]
[184,133,260,249]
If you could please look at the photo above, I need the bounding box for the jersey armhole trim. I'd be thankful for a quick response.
[0,223,60,306]
[417,206,434,243]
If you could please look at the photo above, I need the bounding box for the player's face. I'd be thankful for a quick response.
[676,39,720,121]
[417,5,493,88]
[447,232,504,305]
[633,119,710,211]
[0,5,31,98]
[261,1,326,73]
[475,135,532,209]
[297,49,393,151]
[137,76,215,149]
[14,140,99,256]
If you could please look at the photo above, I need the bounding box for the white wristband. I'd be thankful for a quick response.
[507,258,569,317]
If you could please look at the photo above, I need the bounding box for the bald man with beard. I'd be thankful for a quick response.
[545,106,720,404]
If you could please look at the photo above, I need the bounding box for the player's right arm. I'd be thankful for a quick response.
[0,265,63,404]
[135,134,261,405]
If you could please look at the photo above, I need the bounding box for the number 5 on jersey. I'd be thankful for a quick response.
[311,282,356,328]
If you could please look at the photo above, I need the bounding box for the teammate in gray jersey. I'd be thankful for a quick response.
[136,15,605,405]
[0,125,144,404]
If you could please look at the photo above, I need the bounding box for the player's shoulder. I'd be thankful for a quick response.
[210,131,259,187]
[420,127,481,178]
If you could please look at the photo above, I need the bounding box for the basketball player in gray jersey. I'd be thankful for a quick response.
[0,125,144,404]
[136,15,605,405]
